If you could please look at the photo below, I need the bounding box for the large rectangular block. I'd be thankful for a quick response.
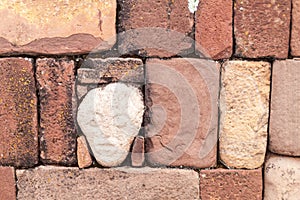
[0,58,38,167]
[145,58,219,168]
[0,167,16,200]
[196,0,233,59]
[265,155,300,200]
[291,0,300,56]
[200,168,262,200]
[0,0,116,55]
[36,58,76,165]
[220,61,270,169]
[269,60,300,156]
[17,166,199,200]
[234,0,290,58]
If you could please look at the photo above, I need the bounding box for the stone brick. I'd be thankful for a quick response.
[17,166,199,200]
[36,58,76,165]
[269,60,300,156]
[0,58,38,167]
[131,136,145,167]
[234,0,290,58]
[220,61,270,169]
[291,0,300,56]
[195,0,233,59]
[265,155,300,200]
[200,168,262,200]
[77,136,92,169]
[118,0,194,57]
[0,0,116,55]
[145,58,219,168]
[0,167,16,200]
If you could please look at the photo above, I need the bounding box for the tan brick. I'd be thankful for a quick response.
[0,167,16,200]
[17,166,199,200]
[269,60,300,156]
[36,58,76,165]
[291,0,300,56]
[0,58,38,167]
[220,61,270,169]
[77,136,92,169]
[200,168,263,200]
[0,0,116,55]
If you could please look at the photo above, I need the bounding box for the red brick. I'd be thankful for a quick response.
[0,58,38,167]
[234,0,290,58]
[200,168,263,200]
[0,167,16,200]
[291,0,300,56]
[36,58,76,165]
[196,0,233,59]
[145,58,219,168]
[118,0,194,57]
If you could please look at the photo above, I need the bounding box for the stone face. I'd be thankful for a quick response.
[118,0,194,57]
[77,136,93,169]
[36,58,76,165]
[145,58,219,168]
[195,0,232,59]
[17,166,199,200]
[265,155,300,200]
[269,60,300,156]
[200,168,262,200]
[0,0,116,55]
[220,61,270,169]
[0,167,16,200]
[234,0,290,58]
[131,136,145,167]
[0,58,38,167]
[291,0,300,56]
[77,83,144,167]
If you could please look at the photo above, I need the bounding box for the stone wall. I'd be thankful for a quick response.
[0,0,299,199]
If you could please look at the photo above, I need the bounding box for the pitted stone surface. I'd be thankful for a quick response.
[269,60,300,156]
[0,167,16,200]
[265,155,300,200]
[77,136,92,169]
[0,58,38,167]
[17,166,199,200]
[77,83,144,167]
[220,61,270,169]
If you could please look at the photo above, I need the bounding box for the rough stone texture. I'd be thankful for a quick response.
[0,58,38,167]
[220,61,270,169]
[265,155,300,200]
[0,0,116,55]
[145,58,219,168]
[131,136,145,167]
[36,58,76,165]
[291,0,300,56]
[77,83,144,167]
[77,136,92,169]
[196,0,232,59]
[200,168,262,199]
[0,167,16,200]
[118,0,194,57]
[235,0,290,58]
[269,60,300,156]
[17,166,199,200]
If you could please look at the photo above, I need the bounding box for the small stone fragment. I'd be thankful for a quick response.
[131,136,145,167]
[0,167,16,200]
[77,136,93,169]
[291,0,300,56]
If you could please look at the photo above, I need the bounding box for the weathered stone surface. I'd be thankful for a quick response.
[195,0,232,59]
[234,0,290,58]
[131,136,145,167]
[0,58,38,167]
[17,166,199,200]
[265,155,300,200]
[77,136,92,169]
[118,0,194,57]
[145,58,219,168]
[220,61,270,169]
[36,58,76,165]
[269,60,300,156]
[0,0,116,55]
[291,0,300,56]
[0,167,16,200]
[77,83,144,167]
[200,168,262,200]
